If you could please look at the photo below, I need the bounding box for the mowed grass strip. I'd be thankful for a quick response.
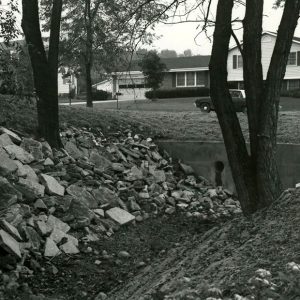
[1,96,300,144]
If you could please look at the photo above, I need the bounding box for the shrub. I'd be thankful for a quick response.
[92,89,112,101]
[145,87,210,99]
[280,88,300,98]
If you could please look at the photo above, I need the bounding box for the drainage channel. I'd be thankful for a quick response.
[156,140,300,190]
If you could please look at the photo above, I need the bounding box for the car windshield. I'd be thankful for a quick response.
[230,90,242,98]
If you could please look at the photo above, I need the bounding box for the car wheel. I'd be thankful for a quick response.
[200,103,211,113]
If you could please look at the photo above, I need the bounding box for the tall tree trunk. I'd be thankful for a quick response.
[210,0,300,215]
[256,0,300,206]
[209,0,259,215]
[85,61,93,107]
[21,0,62,148]
[85,0,93,108]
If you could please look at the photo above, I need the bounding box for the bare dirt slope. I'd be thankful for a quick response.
[108,189,300,299]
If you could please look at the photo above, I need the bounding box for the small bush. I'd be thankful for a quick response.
[92,89,112,101]
[280,88,300,98]
[145,87,210,99]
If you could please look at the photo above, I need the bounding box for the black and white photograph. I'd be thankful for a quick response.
[0,0,300,299]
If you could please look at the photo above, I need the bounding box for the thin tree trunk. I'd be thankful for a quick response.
[84,0,93,108]
[85,61,93,107]
[21,0,62,148]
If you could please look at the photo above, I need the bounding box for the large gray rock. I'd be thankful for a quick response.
[41,141,53,158]
[21,226,42,250]
[126,166,143,181]
[44,238,61,257]
[0,219,22,242]
[0,229,21,258]
[46,215,70,233]
[0,127,22,144]
[0,148,17,176]
[106,207,135,225]
[66,184,98,208]
[15,178,45,200]
[92,187,120,207]
[89,150,111,172]
[0,177,20,209]
[14,161,39,182]
[66,198,95,223]
[65,141,83,159]
[4,144,34,164]
[0,133,14,147]
[20,138,44,161]
[59,240,79,254]
[40,174,65,196]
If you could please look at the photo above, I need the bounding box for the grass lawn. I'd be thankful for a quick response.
[1,96,300,144]
[70,96,300,112]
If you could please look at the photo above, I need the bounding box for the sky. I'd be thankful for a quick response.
[150,0,300,55]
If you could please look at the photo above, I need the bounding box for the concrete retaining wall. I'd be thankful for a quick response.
[156,140,300,190]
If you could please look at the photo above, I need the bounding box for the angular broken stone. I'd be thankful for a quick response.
[4,144,34,164]
[0,133,14,147]
[41,141,53,158]
[89,150,111,171]
[94,209,105,217]
[34,199,48,210]
[92,187,120,207]
[35,220,51,236]
[106,207,135,225]
[22,226,42,250]
[46,215,70,233]
[0,127,22,144]
[153,170,166,183]
[22,164,39,182]
[44,238,61,257]
[111,163,125,172]
[20,138,44,161]
[43,158,54,166]
[126,166,143,181]
[60,240,79,254]
[0,148,18,176]
[16,178,45,200]
[40,174,65,196]
[66,184,97,208]
[0,220,22,242]
[0,229,21,258]
[49,228,67,244]
[66,198,95,223]
[65,141,83,159]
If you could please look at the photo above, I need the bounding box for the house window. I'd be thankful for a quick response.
[176,73,185,86]
[63,77,71,85]
[287,52,296,65]
[176,72,206,87]
[233,54,243,69]
[196,72,205,86]
[186,72,195,86]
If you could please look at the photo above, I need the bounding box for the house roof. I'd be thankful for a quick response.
[229,31,300,51]
[114,55,211,73]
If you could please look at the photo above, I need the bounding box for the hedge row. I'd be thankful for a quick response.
[280,88,300,98]
[92,89,112,101]
[145,87,210,99]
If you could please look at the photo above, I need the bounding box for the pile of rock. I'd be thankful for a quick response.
[0,126,241,269]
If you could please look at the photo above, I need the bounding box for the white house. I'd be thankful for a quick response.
[58,67,78,96]
[227,31,300,90]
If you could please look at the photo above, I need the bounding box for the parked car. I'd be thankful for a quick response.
[195,89,247,113]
